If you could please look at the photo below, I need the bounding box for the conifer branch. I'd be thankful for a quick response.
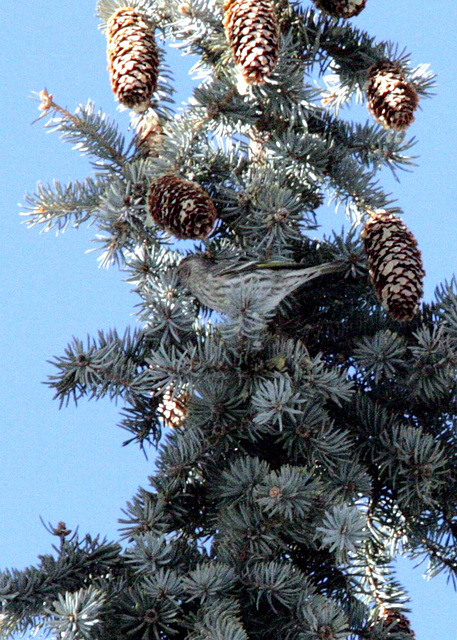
[35,89,127,169]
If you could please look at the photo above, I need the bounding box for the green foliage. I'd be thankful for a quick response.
[3,0,457,639]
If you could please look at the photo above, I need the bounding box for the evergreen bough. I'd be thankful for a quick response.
[3,1,455,639]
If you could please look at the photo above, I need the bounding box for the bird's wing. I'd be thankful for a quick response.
[254,260,302,270]
[211,259,263,276]
[213,259,344,276]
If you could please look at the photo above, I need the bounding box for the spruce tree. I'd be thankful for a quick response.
[2,1,456,639]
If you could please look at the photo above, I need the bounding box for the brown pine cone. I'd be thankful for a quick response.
[158,389,189,429]
[223,0,279,87]
[147,174,217,239]
[367,61,419,130]
[361,212,425,322]
[106,7,159,112]
[312,0,367,18]
[369,609,416,639]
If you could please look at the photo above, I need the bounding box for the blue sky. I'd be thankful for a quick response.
[1,1,456,638]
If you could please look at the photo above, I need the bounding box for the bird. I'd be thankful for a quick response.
[177,253,344,316]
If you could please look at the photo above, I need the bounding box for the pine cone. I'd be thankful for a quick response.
[106,8,159,112]
[158,389,189,429]
[311,0,367,18]
[369,609,416,639]
[367,61,419,130]
[132,111,164,157]
[223,0,279,87]
[147,174,217,239]
[361,212,425,322]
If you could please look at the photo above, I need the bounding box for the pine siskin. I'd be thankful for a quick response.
[178,254,345,316]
